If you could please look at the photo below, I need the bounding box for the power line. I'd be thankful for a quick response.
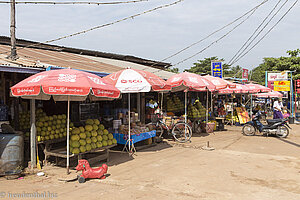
[172,7,258,67]
[0,0,184,56]
[160,0,269,62]
[228,0,283,65]
[229,0,290,65]
[231,0,298,65]
[0,0,148,5]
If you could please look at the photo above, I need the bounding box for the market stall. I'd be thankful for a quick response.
[103,68,171,152]
[166,72,216,134]
[11,68,121,173]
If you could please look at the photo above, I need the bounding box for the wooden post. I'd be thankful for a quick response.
[1,72,5,104]
[137,93,141,121]
[30,99,36,169]
[141,93,145,124]
[13,73,19,130]
[8,0,18,60]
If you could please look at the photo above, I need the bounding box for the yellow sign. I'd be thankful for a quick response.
[274,81,290,91]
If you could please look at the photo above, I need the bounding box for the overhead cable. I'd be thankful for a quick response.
[230,0,298,65]
[229,0,289,65]
[160,0,269,62]
[0,0,184,56]
[0,0,148,5]
[172,8,258,67]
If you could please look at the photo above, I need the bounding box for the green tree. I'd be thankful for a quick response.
[251,49,300,84]
[185,57,232,76]
[167,67,179,73]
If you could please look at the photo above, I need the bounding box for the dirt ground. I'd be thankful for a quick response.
[1,124,300,200]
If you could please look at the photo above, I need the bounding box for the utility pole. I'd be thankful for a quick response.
[7,0,18,60]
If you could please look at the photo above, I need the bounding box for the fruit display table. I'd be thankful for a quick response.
[113,130,156,145]
[43,144,116,165]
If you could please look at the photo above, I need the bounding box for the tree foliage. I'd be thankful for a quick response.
[251,49,300,85]
[184,56,241,77]
[166,67,179,73]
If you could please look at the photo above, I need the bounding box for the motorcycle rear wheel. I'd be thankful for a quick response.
[276,125,289,138]
[242,124,256,136]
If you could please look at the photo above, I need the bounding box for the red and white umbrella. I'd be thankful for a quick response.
[202,75,236,90]
[166,72,216,92]
[103,68,171,93]
[166,72,217,124]
[11,68,120,173]
[11,69,120,100]
[218,83,255,94]
[246,83,271,93]
[253,90,283,98]
[103,68,171,152]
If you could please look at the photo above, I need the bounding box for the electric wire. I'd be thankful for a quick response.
[229,0,290,65]
[172,7,258,67]
[160,0,269,63]
[231,0,298,65]
[0,0,184,56]
[0,0,148,5]
[228,0,283,65]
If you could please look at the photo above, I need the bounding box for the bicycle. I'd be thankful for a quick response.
[146,114,192,143]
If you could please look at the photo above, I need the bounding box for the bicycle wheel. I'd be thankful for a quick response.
[146,122,164,138]
[171,122,192,143]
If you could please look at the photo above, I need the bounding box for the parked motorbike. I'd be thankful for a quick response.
[242,111,291,138]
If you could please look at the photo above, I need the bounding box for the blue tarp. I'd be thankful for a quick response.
[113,130,156,144]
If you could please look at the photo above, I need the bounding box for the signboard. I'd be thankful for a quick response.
[274,81,290,91]
[235,107,250,124]
[267,72,288,81]
[242,69,248,82]
[211,62,222,78]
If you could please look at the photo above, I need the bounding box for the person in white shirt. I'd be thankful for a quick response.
[273,98,284,119]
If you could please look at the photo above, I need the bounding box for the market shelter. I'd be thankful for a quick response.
[103,68,171,152]
[11,68,121,173]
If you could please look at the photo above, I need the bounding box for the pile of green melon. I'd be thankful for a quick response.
[36,109,74,142]
[70,119,117,154]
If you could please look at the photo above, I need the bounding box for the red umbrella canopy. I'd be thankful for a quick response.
[253,90,283,98]
[11,68,120,101]
[246,83,271,93]
[202,75,236,90]
[102,68,171,93]
[218,83,255,94]
[166,72,216,92]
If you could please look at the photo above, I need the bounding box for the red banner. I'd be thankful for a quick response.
[268,81,274,90]
[242,69,248,82]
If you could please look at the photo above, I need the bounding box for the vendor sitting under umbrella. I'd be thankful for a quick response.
[273,97,284,119]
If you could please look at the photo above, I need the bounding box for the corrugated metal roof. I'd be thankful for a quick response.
[81,55,175,79]
[0,44,123,73]
[0,36,171,69]
[0,44,175,78]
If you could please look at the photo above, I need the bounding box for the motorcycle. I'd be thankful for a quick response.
[242,111,291,138]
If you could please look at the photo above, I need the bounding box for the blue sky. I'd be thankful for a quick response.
[0,0,299,72]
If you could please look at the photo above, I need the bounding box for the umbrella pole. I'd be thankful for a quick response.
[211,92,213,114]
[128,93,131,153]
[250,94,253,118]
[206,90,209,123]
[66,95,70,174]
[185,91,187,124]
[161,93,164,115]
